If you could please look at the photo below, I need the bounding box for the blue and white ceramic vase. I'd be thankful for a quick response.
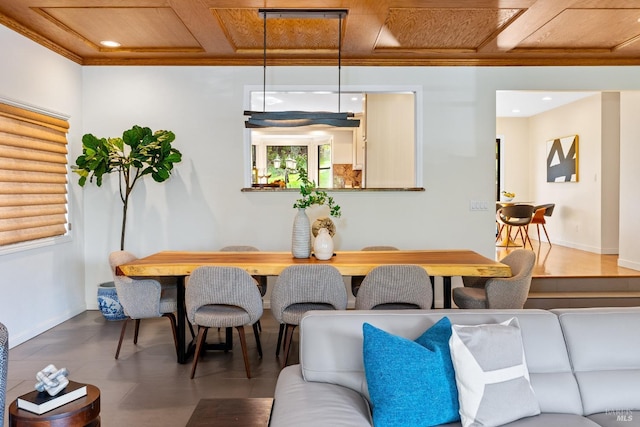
[313,227,334,260]
[97,281,126,321]
[292,208,311,258]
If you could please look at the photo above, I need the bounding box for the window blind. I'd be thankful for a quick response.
[0,101,69,246]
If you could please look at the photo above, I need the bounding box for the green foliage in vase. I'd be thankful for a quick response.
[72,125,182,249]
[293,167,342,218]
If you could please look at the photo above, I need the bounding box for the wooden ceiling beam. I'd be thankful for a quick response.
[478,0,580,53]
[169,0,234,54]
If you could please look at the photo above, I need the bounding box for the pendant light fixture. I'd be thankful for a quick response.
[244,9,360,128]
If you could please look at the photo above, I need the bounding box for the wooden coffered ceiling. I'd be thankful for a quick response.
[2,1,640,66]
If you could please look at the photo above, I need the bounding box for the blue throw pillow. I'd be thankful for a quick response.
[362,317,460,427]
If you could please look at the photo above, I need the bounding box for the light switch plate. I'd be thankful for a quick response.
[469,201,489,211]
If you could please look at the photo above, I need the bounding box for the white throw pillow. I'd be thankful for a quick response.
[449,318,540,427]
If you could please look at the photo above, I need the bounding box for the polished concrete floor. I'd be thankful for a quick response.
[5,309,289,427]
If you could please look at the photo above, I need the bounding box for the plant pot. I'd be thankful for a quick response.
[97,281,126,321]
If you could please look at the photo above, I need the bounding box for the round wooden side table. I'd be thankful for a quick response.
[9,384,100,427]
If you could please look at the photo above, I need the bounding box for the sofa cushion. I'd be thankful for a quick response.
[437,413,602,427]
[553,307,640,415]
[587,410,639,427]
[362,317,459,426]
[449,318,540,427]
[271,365,372,427]
[299,309,582,414]
[484,413,601,426]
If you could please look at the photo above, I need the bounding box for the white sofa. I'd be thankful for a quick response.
[270,307,640,427]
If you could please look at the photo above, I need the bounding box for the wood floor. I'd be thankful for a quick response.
[498,239,640,309]
[497,239,640,278]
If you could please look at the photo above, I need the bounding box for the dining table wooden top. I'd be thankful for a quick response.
[116,249,511,278]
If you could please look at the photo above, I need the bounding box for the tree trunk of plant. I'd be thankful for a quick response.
[120,193,129,250]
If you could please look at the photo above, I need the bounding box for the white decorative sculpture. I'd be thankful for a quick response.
[35,364,69,396]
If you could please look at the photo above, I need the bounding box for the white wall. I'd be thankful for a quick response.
[529,95,604,251]
[496,118,530,200]
[600,92,620,253]
[619,92,640,270]
[0,25,85,346]
[332,129,356,164]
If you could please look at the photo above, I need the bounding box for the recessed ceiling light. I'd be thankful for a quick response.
[100,40,121,48]
[542,96,552,101]
[512,109,521,113]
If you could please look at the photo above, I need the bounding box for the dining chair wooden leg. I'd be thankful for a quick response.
[495,223,505,242]
[190,326,207,379]
[516,226,526,246]
[115,318,130,359]
[133,319,141,344]
[282,324,296,368]
[505,225,513,248]
[187,319,195,338]
[522,226,533,249]
[275,324,284,356]
[236,325,251,379]
[252,323,263,358]
[542,224,551,245]
[517,226,528,247]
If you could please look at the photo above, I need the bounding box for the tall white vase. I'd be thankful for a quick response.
[313,227,334,260]
[291,208,311,258]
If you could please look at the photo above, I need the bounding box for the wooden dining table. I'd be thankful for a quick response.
[116,249,510,363]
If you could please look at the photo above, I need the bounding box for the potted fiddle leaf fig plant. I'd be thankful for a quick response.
[72,125,182,250]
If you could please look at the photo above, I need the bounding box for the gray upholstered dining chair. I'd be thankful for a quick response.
[220,245,267,332]
[220,245,268,297]
[354,264,433,310]
[453,249,536,309]
[186,266,263,379]
[0,321,8,426]
[351,246,399,296]
[109,251,178,359]
[271,264,348,367]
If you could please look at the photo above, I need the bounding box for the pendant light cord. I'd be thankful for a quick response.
[338,13,342,113]
[263,11,267,112]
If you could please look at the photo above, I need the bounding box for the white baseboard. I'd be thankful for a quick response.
[9,306,86,348]
[553,239,618,255]
[618,258,640,272]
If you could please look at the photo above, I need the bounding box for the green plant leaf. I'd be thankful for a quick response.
[73,125,182,249]
[292,166,342,218]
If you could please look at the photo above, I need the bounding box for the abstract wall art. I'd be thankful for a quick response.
[546,135,578,182]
